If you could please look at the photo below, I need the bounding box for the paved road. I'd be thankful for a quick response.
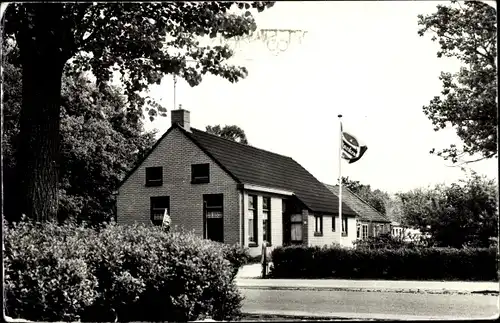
[240,288,499,320]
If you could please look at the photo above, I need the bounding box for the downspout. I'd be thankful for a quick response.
[239,184,245,247]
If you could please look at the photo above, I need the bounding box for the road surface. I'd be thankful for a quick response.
[241,288,499,320]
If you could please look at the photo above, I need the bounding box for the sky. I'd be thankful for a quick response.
[143,1,498,195]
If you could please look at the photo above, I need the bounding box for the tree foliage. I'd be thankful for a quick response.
[2,48,156,225]
[205,124,249,144]
[341,177,390,215]
[3,2,275,108]
[397,172,498,248]
[1,2,274,221]
[417,0,497,163]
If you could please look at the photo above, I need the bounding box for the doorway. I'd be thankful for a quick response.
[203,194,224,242]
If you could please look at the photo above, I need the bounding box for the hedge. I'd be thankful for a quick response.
[4,220,249,322]
[270,245,498,281]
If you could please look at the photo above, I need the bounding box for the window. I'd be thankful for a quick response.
[150,196,170,226]
[357,223,361,239]
[332,215,336,232]
[342,217,348,236]
[314,215,323,235]
[191,163,210,184]
[203,194,223,242]
[262,197,271,244]
[290,214,303,242]
[248,195,258,245]
[145,167,163,186]
[362,224,368,240]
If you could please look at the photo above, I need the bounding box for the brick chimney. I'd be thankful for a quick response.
[171,108,190,132]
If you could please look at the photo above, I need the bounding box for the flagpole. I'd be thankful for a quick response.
[338,114,343,245]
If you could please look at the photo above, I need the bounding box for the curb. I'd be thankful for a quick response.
[236,284,500,295]
[241,312,358,321]
[240,310,498,321]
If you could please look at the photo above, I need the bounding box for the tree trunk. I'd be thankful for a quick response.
[14,4,70,222]
[16,55,65,222]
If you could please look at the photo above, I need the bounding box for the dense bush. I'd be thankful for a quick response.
[4,220,245,322]
[220,243,251,279]
[270,245,498,281]
[4,220,99,322]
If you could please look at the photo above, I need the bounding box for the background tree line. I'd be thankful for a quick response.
[342,174,497,249]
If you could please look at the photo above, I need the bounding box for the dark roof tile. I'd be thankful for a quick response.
[186,128,355,215]
[324,184,391,223]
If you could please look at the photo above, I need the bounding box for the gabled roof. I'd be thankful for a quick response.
[323,184,391,223]
[185,128,355,215]
[118,123,355,215]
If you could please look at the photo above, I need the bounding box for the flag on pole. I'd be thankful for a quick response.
[341,125,367,164]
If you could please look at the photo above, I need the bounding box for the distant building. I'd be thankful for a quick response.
[391,221,404,238]
[390,221,426,242]
[116,109,358,256]
[324,184,391,240]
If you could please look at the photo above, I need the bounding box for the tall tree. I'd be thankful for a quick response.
[398,173,498,248]
[1,2,274,221]
[205,124,249,144]
[417,0,497,164]
[2,48,155,225]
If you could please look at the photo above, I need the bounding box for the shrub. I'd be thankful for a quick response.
[220,243,251,279]
[270,244,498,281]
[4,220,99,321]
[4,220,244,322]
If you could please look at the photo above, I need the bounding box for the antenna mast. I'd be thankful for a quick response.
[173,74,177,110]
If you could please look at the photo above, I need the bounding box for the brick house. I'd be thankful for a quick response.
[324,184,391,240]
[117,109,358,256]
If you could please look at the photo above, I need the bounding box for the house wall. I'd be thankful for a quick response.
[368,221,391,237]
[307,214,357,247]
[117,127,240,244]
[242,191,284,257]
[357,220,391,239]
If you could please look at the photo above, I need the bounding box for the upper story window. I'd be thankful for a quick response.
[191,163,210,184]
[145,167,163,186]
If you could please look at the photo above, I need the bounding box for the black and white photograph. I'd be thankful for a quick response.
[1,1,498,321]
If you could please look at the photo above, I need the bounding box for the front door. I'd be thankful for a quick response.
[290,213,303,244]
[203,194,224,242]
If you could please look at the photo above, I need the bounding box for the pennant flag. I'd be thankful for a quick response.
[341,126,367,164]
